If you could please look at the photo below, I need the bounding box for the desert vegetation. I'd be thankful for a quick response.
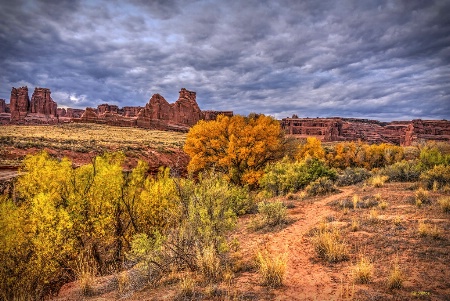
[0,117,449,300]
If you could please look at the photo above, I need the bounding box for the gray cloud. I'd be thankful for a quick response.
[0,0,449,121]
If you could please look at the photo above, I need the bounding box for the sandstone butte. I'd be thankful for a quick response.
[0,87,449,146]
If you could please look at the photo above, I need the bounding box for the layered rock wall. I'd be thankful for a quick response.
[281,116,450,145]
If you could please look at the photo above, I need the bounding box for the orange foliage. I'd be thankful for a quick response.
[184,114,284,186]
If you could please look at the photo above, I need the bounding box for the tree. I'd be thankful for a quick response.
[296,137,325,161]
[183,114,284,186]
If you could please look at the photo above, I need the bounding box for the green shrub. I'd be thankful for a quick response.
[336,167,371,186]
[260,157,336,196]
[305,177,338,196]
[257,201,288,227]
[419,143,450,169]
[420,165,450,190]
[381,160,422,182]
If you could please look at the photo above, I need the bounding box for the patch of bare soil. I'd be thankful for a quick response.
[52,183,450,301]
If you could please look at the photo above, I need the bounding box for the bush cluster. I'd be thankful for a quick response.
[259,157,336,196]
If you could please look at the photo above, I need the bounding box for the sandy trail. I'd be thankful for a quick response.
[239,188,355,301]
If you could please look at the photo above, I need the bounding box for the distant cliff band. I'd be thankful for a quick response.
[0,87,449,145]
[0,87,233,132]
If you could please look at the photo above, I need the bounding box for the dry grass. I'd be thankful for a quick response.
[418,221,442,239]
[350,219,359,232]
[75,253,97,296]
[438,196,450,213]
[352,194,360,210]
[367,209,379,223]
[369,175,389,188]
[378,200,389,210]
[196,245,222,282]
[179,274,196,298]
[352,255,373,284]
[0,123,185,154]
[311,226,348,263]
[256,251,287,288]
[386,262,404,290]
[415,188,429,206]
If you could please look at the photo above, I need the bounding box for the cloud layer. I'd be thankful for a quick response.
[1,0,449,121]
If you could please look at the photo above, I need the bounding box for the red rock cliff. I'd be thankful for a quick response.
[30,87,57,116]
[10,86,30,121]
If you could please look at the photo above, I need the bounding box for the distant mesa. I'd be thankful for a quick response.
[1,87,449,146]
[0,87,233,131]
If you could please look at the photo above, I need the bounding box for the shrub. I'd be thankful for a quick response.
[415,188,430,205]
[420,165,450,190]
[256,251,287,287]
[305,177,338,196]
[311,226,348,263]
[336,167,371,186]
[352,255,373,284]
[419,143,450,169]
[260,157,336,196]
[387,263,404,290]
[257,201,288,228]
[438,197,450,213]
[196,245,222,282]
[381,160,422,182]
[378,200,389,210]
[418,221,442,239]
[368,175,388,187]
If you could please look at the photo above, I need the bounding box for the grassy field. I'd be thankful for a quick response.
[0,123,187,167]
[0,123,186,151]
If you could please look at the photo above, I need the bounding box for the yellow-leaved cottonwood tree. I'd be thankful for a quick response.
[184,114,284,186]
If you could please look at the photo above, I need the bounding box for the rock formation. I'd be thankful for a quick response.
[3,85,448,146]
[0,99,5,113]
[281,116,450,146]
[122,106,143,117]
[79,107,98,123]
[10,86,30,122]
[136,88,205,130]
[30,87,57,116]
[203,110,234,121]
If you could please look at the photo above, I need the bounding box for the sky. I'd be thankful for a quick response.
[0,0,449,121]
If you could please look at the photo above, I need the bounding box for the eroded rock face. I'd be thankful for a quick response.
[122,106,143,117]
[203,110,234,121]
[79,107,98,123]
[30,88,57,116]
[404,120,450,146]
[10,86,30,121]
[281,116,450,145]
[0,99,5,113]
[136,88,204,130]
[98,104,119,115]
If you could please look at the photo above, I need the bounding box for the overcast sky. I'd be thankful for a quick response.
[1,0,449,121]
